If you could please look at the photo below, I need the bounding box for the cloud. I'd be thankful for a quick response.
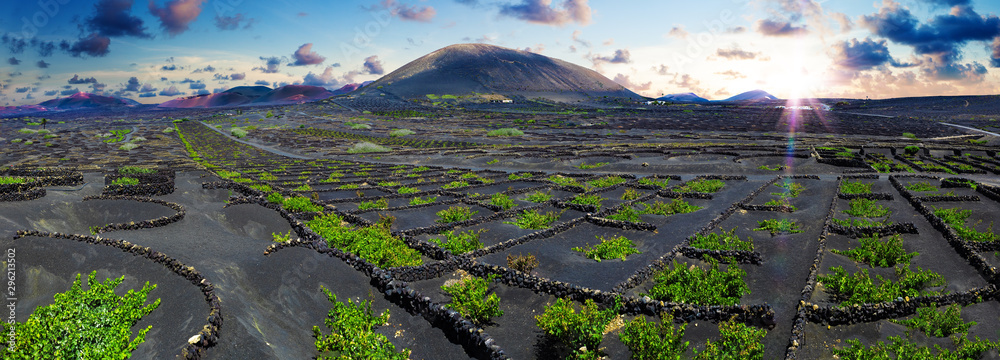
[7,57,19,65]
[832,12,853,33]
[302,66,341,87]
[15,87,30,93]
[919,0,970,7]
[667,26,689,39]
[2,34,27,54]
[669,73,705,95]
[363,55,384,75]
[148,0,206,36]
[214,13,255,30]
[499,0,592,26]
[32,39,56,57]
[254,80,270,86]
[140,83,157,92]
[655,64,670,76]
[297,12,308,17]
[158,85,183,96]
[715,70,746,79]
[68,75,99,84]
[373,0,436,22]
[831,38,898,71]
[254,56,282,73]
[191,65,215,73]
[922,60,988,81]
[230,72,246,80]
[590,48,631,65]
[291,43,326,66]
[139,92,157,97]
[571,30,591,48]
[992,37,1000,67]
[124,77,141,91]
[7,71,22,78]
[195,89,209,95]
[189,81,206,89]
[726,26,746,34]
[36,60,50,68]
[44,90,58,96]
[87,0,151,38]
[756,19,808,36]
[861,1,1000,65]
[613,74,652,91]
[161,64,178,71]
[62,34,111,57]
[523,44,545,53]
[60,88,81,96]
[714,47,763,60]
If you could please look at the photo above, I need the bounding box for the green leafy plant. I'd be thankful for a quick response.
[817,265,945,306]
[832,234,917,268]
[753,219,803,236]
[588,175,627,188]
[389,129,415,137]
[408,196,437,205]
[677,179,725,193]
[689,228,754,252]
[313,286,410,360]
[111,177,140,186]
[272,231,293,242]
[308,213,422,267]
[508,173,532,181]
[283,195,323,212]
[441,180,470,189]
[843,198,890,218]
[891,303,974,338]
[646,258,749,306]
[505,209,562,229]
[577,162,609,169]
[441,274,503,324]
[572,235,641,262]
[831,334,996,360]
[293,184,313,191]
[840,179,873,194]
[619,315,689,360]
[607,206,642,223]
[772,181,805,198]
[757,164,786,171]
[396,186,419,194]
[641,198,702,216]
[347,142,390,153]
[507,253,539,273]
[436,206,478,223]
[621,188,643,201]
[694,320,767,360]
[0,271,159,359]
[525,190,553,203]
[487,128,524,137]
[0,176,27,184]
[430,229,485,254]
[549,175,582,187]
[358,198,389,210]
[535,298,621,360]
[903,132,918,140]
[490,193,517,210]
[906,181,938,192]
[903,145,920,155]
[267,192,284,204]
[934,207,999,242]
[569,193,605,209]
[118,166,156,175]
[638,177,670,189]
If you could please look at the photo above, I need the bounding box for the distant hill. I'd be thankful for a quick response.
[159,85,336,108]
[39,93,140,109]
[657,92,709,103]
[724,90,778,102]
[0,105,48,117]
[363,43,641,102]
[332,81,373,95]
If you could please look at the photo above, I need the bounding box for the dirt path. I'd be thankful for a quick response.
[940,122,1000,137]
[198,121,313,160]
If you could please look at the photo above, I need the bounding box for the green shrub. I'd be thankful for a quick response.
[111,177,140,186]
[118,143,139,151]
[230,127,248,138]
[436,206,478,223]
[757,164,785,171]
[569,194,605,209]
[408,196,437,205]
[641,198,702,216]
[752,219,803,236]
[267,192,284,204]
[549,175,581,187]
[817,265,945,306]
[118,166,155,175]
[505,209,562,229]
[904,145,920,155]
[487,128,524,137]
[772,181,805,198]
[891,303,974,338]
[490,193,516,210]
[441,180,469,189]
[430,229,485,254]
[272,231,292,242]
[694,320,766,360]
[508,173,533,181]
[397,186,420,194]
[840,179,873,194]
[832,234,916,267]
[647,258,749,306]
[607,206,642,223]
[906,181,937,192]
[308,213,422,267]
[903,132,917,140]
[843,198,890,218]
[572,235,640,262]
[677,179,725,193]
[313,286,410,360]
[0,271,159,359]
[689,228,754,252]
[535,298,620,360]
[638,177,670,189]
[0,176,27,184]
[831,334,996,360]
[577,162,609,169]
[507,253,539,273]
[588,175,627,188]
[283,196,323,212]
[347,142,390,153]
[619,315,689,360]
[358,198,388,210]
[934,207,999,242]
[293,184,313,191]
[621,188,643,201]
[441,275,503,324]
[525,191,553,203]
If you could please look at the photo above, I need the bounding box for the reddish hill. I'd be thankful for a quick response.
[251,85,335,104]
[39,93,139,109]
[158,92,254,108]
[0,105,48,117]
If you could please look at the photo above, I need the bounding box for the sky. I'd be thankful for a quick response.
[0,0,999,106]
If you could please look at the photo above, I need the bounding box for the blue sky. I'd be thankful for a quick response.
[1,0,999,105]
